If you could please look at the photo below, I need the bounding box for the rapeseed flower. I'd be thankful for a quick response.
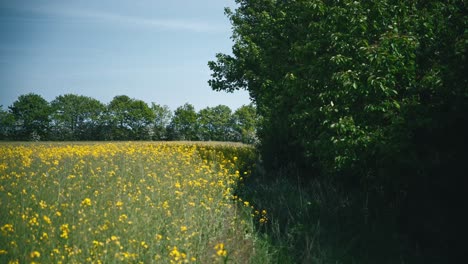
[0,142,259,262]
[60,224,69,239]
[214,243,228,257]
[30,251,41,258]
[81,198,92,206]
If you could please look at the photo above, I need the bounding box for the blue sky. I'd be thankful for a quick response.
[0,0,250,111]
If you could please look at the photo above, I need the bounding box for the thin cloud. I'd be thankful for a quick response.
[16,5,229,33]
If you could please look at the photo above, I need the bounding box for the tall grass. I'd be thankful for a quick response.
[0,142,271,263]
[241,164,407,264]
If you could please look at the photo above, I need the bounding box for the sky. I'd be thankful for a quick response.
[0,0,250,111]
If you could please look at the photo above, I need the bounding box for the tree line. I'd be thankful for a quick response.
[0,93,258,143]
[209,0,466,262]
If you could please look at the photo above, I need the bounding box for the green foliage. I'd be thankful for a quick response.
[168,103,198,141]
[2,94,259,143]
[232,104,258,144]
[209,0,467,262]
[151,103,173,140]
[0,106,14,140]
[107,95,155,140]
[197,105,233,141]
[8,93,52,140]
[50,94,105,140]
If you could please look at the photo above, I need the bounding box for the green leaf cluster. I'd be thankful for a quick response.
[209,0,467,261]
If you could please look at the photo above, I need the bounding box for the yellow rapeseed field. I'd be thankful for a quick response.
[0,142,268,263]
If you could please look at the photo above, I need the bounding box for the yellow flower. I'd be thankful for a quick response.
[43,215,52,224]
[214,243,227,257]
[174,181,181,188]
[30,251,41,258]
[180,225,188,232]
[39,200,47,209]
[0,250,8,255]
[28,216,38,226]
[60,224,69,239]
[140,241,148,249]
[169,246,181,261]
[1,224,14,235]
[40,232,48,240]
[81,198,92,206]
[118,214,128,222]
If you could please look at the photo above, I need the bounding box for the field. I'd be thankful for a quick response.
[0,142,269,263]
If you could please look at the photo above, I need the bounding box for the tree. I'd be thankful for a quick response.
[197,105,233,141]
[209,0,467,262]
[151,103,172,140]
[50,94,105,140]
[107,95,155,140]
[0,105,14,140]
[9,93,51,140]
[231,104,257,144]
[168,103,197,140]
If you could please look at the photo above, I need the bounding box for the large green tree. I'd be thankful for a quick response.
[50,94,105,140]
[0,105,14,140]
[151,103,173,140]
[231,104,258,144]
[197,105,233,141]
[209,0,467,262]
[9,93,52,140]
[107,95,155,140]
[168,103,198,140]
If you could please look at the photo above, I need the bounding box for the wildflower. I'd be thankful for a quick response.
[116,201,124,207]
[60,224,69,239]
[140,241,148,249]
[81,198,92,206]
[180,225,188,232]
[0,250,7,255]
[169,246,181,261]
[1,224,14,235]
[39,200,47,209]
[118,214,128,222]
[28,216,38,226]
[214,243,227,257]
[30,251,41,258]
[175,181,181,188]
[40,232,48,240]
[43,215,52,224]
